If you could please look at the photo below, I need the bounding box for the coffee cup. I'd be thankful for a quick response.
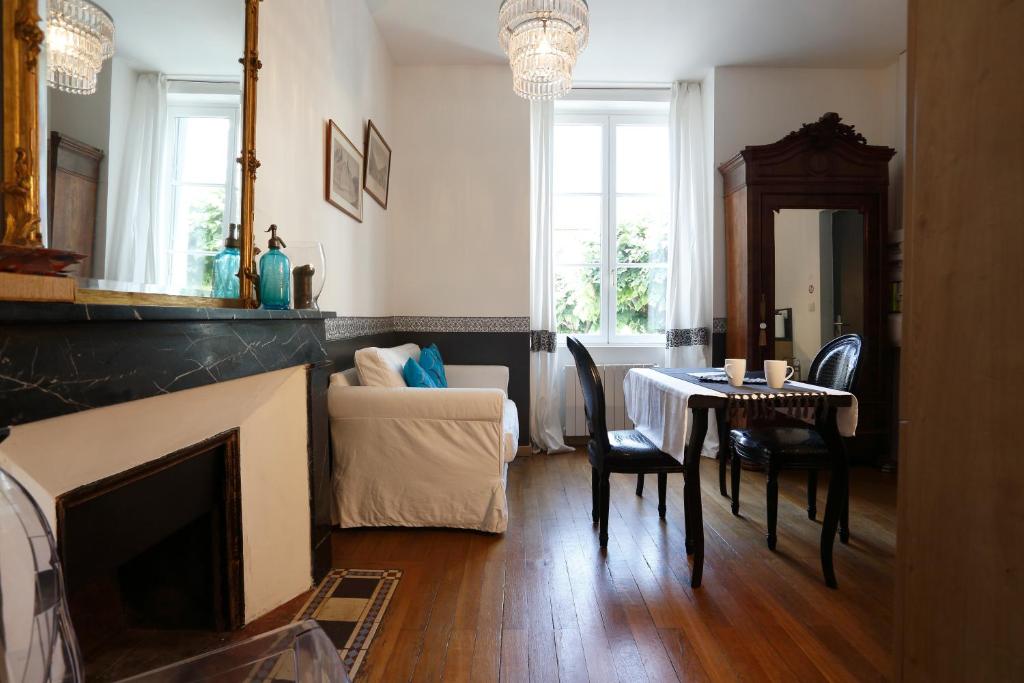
[764,359,795,389]
[723,358,746,387]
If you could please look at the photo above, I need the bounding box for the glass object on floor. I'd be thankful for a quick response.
[0,438,84,683]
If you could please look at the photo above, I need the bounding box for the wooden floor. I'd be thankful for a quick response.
[334,451,897,682]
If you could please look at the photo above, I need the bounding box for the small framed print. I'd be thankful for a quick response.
[363,120,392,209]
[325,119,364,221]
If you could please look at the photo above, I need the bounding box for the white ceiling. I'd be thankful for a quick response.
[366,0,907,82]
[101,0,243,77]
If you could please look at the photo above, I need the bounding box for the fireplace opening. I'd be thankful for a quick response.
[56,429,243,661]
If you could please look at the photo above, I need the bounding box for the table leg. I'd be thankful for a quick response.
[684,407,710,588]
[820,408,847,589]
[716,408,730,497]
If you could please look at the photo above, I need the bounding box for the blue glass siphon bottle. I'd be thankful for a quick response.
[259,224,291,310]
[212,223,241,298]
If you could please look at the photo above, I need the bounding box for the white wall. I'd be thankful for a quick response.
[256,0,393,316]
[711,65,904,316]
[388,65,530,317]
[0,368,311,623]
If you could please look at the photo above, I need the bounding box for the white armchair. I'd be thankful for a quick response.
[327,346,520,533]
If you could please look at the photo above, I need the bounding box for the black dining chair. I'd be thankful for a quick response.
[566,336,685,548]
[729,334,862,558]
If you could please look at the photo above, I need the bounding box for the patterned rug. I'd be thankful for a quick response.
[259,568,402,681]
[294,568,402,677]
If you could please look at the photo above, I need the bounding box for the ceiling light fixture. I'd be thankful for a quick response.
[498,0,589,101]
[46,0,115,95]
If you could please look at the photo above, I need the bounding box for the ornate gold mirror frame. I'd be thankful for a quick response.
[1,0,262,308]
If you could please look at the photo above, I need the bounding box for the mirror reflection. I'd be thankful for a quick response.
[774,209,864,379]
[44,0,244,298]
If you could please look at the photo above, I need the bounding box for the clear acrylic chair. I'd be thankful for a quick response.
[0,426,349,683]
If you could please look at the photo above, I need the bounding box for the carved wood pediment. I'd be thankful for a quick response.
[782,112,868,148]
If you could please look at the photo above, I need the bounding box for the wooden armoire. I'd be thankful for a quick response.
[719,113,896,458]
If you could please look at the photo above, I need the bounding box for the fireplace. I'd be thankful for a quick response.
[55,429,244,660]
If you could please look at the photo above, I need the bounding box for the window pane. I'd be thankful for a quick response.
[178,117,230,184]
[616,266,667,335]
[555,265,601,335]
[186,253,216,292]
[554,195,601,264]
[617,195,669,264]
[170,185,226,292]
[554,124,602,194]
[616,125,668,195]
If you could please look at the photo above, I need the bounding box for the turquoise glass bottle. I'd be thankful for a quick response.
[259,224,291,310]
[212,223,241,298]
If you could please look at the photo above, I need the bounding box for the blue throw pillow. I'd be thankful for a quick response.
[419,343,448,388]
[402,357,439,388]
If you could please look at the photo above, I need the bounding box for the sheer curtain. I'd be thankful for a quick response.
[665,81,718,455]
[665,81,712,368]
[529,100,572,454]
[106,73,169,285]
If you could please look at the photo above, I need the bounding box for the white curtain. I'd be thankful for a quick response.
[529,100,572,454]
[665,81,712,368]
[106,73,169,285]
[665,81,718,456]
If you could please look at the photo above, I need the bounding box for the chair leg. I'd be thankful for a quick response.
[599,472,611,548]
[636,473,645,497]
[820,410,847,588]
[717,409,730,497]
[731,450,742,516]
[766,462,779,550]
[657,473,667,519]
[591,467,599,524]
[807,470,818,520]
[839,477,850,544]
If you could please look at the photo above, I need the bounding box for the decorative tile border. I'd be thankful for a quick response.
[324,316,394,341]
[713,317,727,334]
[324,315,530,341]
[393,315,529,334]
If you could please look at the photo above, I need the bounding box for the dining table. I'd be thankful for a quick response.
[623,367,858,588]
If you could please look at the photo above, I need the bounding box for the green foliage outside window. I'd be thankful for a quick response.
[555,215,669,336]
[185,192,226,292]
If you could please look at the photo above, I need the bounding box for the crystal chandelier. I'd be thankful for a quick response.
[46,0,115,95]
[498,0,589,101]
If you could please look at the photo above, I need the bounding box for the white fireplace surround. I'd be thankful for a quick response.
[0,367,311,624]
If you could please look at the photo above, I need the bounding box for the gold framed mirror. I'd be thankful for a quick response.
[1,0,261,307]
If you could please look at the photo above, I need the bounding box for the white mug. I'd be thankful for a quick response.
[723,358,746,387]
[764,359,795,389]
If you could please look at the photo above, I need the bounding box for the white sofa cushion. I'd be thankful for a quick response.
[502,398,520,463]
[353,343,420,387]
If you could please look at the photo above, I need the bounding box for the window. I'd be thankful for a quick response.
[553,109,669,344]
[165,95,240,294]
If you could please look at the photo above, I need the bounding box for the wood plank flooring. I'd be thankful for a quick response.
[334,451,897,682]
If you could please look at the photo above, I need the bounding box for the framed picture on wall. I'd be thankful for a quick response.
[363,120,392,209]
[325,120,364,222]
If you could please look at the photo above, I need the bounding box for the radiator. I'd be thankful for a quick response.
[563,364,655,437]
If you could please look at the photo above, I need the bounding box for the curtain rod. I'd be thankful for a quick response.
[166,76,241,85]
[572,85,673,91]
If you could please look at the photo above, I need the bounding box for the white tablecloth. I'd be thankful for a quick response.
[623,368,859,464]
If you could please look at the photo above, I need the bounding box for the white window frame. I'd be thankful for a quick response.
[164,98,240,294]
[554,109,670,346]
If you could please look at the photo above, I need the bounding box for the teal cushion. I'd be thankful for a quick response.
[402,358,439,388]
[419,343,448,388]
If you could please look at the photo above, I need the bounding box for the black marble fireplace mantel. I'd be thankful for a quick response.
[0,302,334,426]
